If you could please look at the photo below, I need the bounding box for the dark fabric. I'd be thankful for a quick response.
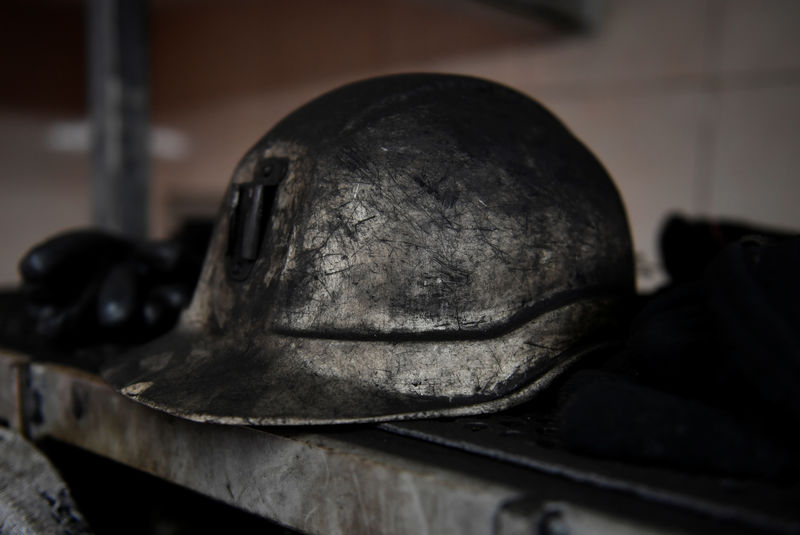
[660,214,796,283]
[559,219,800,480]
[559,370,789,478]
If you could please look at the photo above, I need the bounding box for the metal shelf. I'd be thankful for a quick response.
[0,349,796,535]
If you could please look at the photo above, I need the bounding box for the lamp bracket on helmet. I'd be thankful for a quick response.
[225,157,288,281]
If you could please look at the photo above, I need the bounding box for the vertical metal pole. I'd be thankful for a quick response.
[88,0,150,239]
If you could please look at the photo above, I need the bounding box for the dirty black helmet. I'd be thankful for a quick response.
[102,73,634,424]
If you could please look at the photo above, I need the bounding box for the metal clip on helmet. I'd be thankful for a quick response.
[103,74,634,424]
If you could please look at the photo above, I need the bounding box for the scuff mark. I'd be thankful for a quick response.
[351,471,370,529]
[355,215,376,226]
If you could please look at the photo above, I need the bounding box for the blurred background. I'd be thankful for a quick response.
[1,0,798,291]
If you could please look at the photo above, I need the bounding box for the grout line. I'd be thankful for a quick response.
[692,91,721,216]
[690,0,727,215]
[531,69,800,103]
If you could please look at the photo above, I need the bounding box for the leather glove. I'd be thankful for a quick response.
[19,222,210,349]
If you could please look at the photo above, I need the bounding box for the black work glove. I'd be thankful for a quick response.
[18,223,210,350]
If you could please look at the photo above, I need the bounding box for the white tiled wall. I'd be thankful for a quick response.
[1,0,799,290]
[710,84,800,229]
[0,114,89,284]
[717,0,800,75]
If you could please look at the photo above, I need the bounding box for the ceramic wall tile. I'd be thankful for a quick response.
[717,0,800,75]
[709,83,800,231]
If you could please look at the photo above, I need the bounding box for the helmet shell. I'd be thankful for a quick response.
[103,74,634,424]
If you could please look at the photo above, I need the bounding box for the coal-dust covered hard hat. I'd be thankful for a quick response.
[102,73,634,425]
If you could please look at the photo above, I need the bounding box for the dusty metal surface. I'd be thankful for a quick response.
[27,362,525,535]
[0,426,93,535]
[0,349,27,432]
[103,73,635,425]
[0,356,773,534]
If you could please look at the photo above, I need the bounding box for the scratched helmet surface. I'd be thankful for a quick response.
[103,73,634,424]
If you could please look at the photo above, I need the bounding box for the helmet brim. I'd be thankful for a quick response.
[101,297,617,425]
